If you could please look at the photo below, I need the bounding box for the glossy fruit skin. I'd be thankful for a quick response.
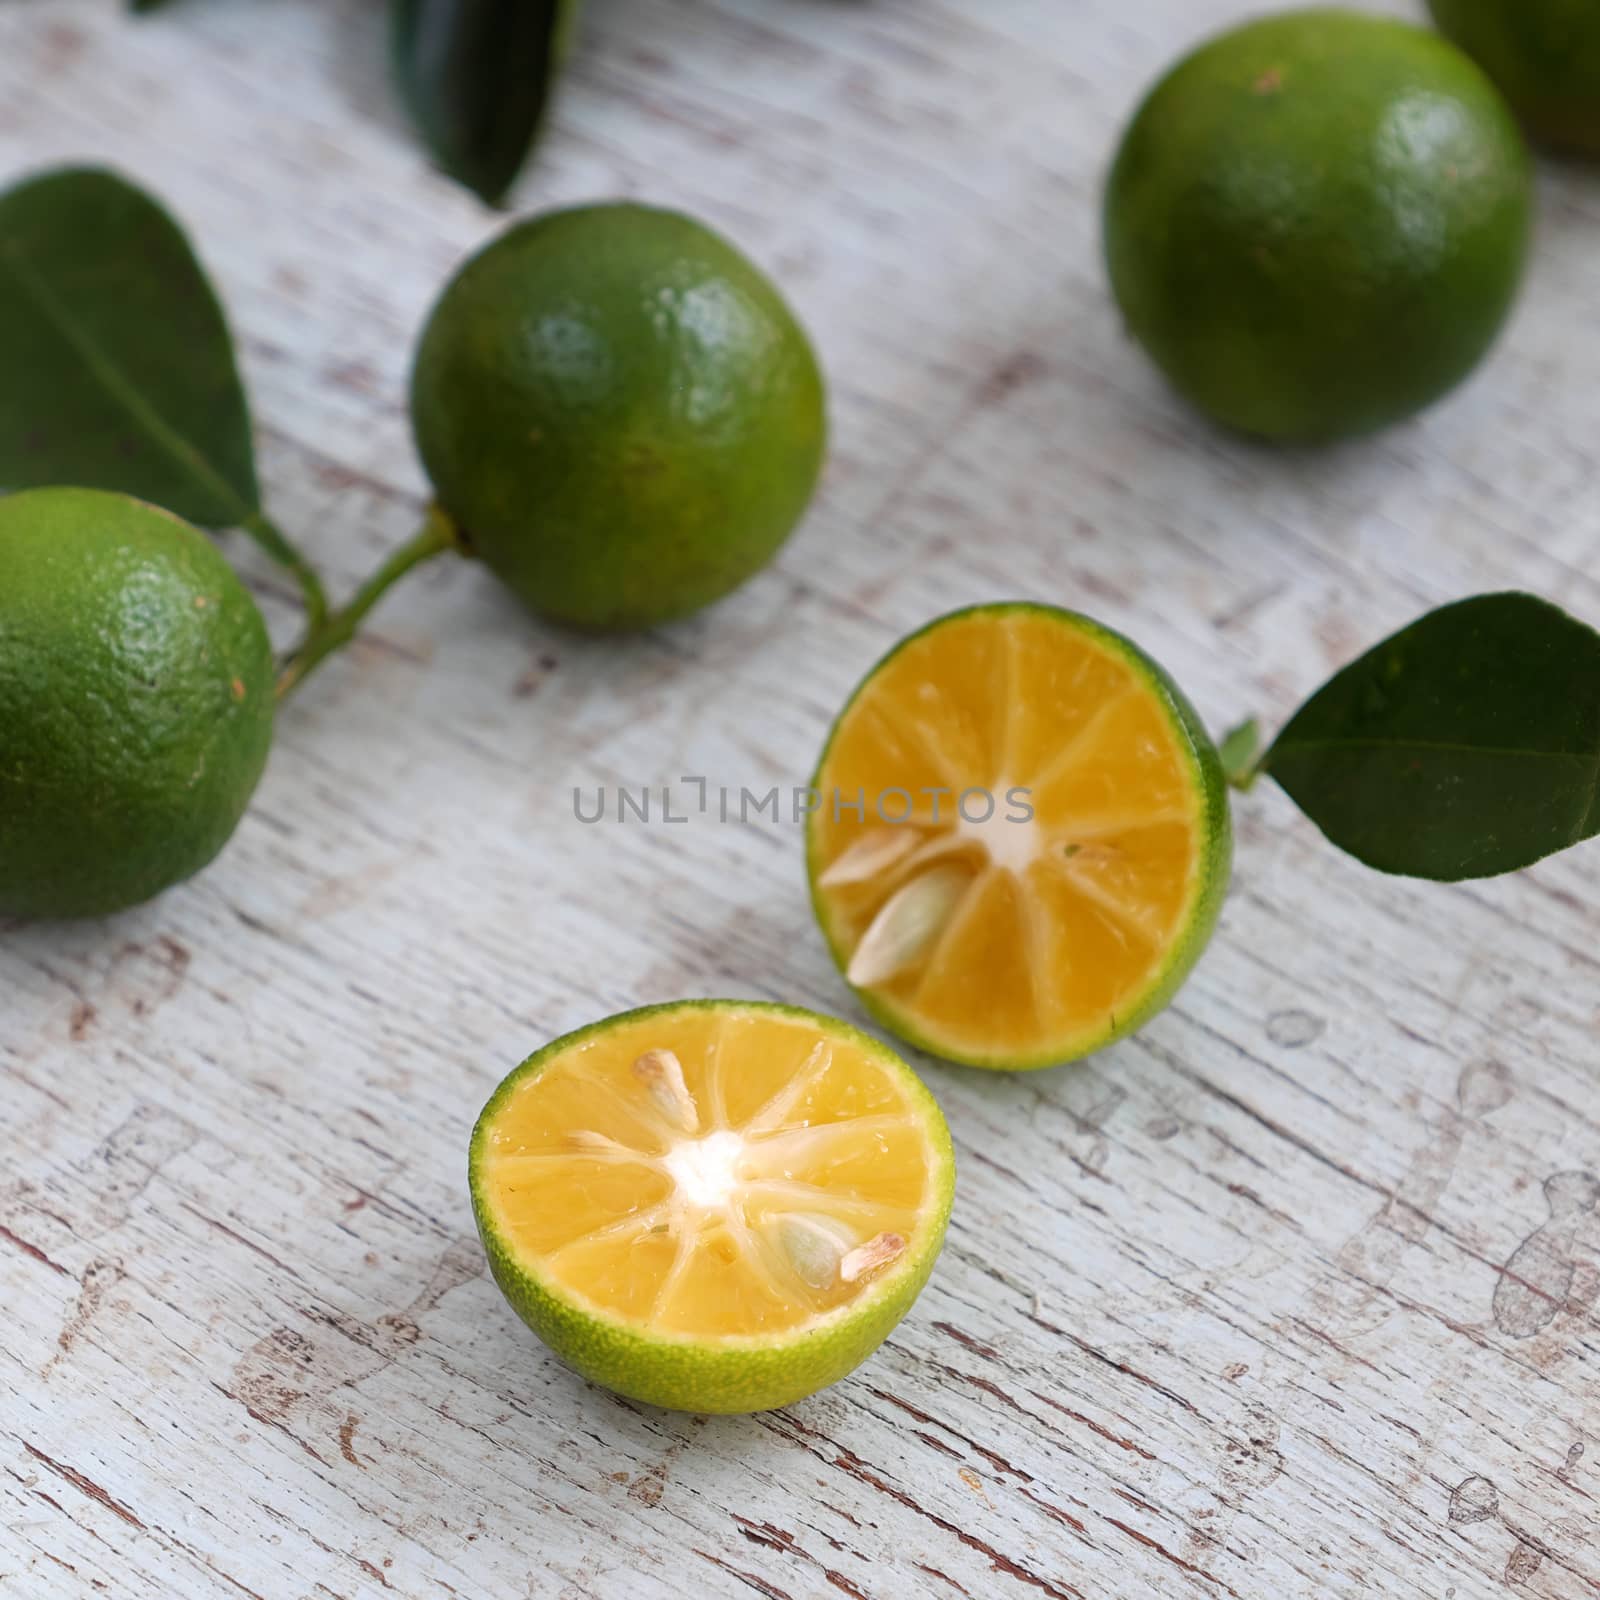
[1428,0,1600,158]
[806,603,1233,1072]
[469,1000,956,1413]
[411,204,827,630]
[0,488,274,919]
[1105,8,1533,442]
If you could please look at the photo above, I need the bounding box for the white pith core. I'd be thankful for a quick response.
[663,1129,745,1209]
[955,776,1040,874]
[542,1047,913,1315]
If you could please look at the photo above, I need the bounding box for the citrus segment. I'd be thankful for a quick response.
[808,604,1231,1069]
[470,1001,954,1412]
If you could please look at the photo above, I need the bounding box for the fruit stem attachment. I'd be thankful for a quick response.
[275,504,460,702]
[1218,716,1264,792]
[241,509,330,632]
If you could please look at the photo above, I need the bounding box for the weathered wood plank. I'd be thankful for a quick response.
[4,1,1600,1596]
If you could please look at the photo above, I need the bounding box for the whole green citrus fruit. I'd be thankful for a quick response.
[1428,0,1600,158]
[1104,8,1533,442]
[410,203,827,630]
[0,487,275,920]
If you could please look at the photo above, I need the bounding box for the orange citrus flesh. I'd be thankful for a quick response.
[475,1005,945,1339]
[808,605,1227,1069]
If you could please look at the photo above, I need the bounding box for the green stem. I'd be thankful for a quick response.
[275,505,458,702]
[242,509,329,633]
[1218,716,1265,793]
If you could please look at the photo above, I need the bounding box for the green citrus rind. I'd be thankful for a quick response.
[1427,0,1600,159]
[1104,7,1533,441]
[410,202,827,631]
[468,999,956,1414]
[806,602,1232,1072]
[0,486,275,920]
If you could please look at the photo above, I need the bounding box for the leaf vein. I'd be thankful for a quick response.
[1272,736,1598,763]
[0,243,252,524]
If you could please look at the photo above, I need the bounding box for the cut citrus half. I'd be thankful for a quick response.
[807,603,1231,1070]
[469,1000,955,1413]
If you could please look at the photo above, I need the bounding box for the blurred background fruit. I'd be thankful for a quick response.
[1427,0,1600,159]
[1105,7,1532,441]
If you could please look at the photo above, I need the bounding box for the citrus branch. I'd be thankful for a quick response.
[275,504,460,702]
[241,508,329,632]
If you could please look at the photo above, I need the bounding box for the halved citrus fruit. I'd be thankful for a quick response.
[469,1000,955,1413]
[807,603,1231,1070]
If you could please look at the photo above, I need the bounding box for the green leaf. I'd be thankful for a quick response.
[1263,593,1600,880]
[392,0,580,206]
[0,167,259,528]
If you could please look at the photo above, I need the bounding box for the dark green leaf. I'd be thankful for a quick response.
[392,0,579,206]
[1264,593,1600,880]
[0,167,258,528]
[129,1,176,12]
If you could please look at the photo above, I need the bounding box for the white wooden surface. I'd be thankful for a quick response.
[4,1,1600,1595]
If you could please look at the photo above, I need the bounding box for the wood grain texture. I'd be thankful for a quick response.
[4,2,1600,1596]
